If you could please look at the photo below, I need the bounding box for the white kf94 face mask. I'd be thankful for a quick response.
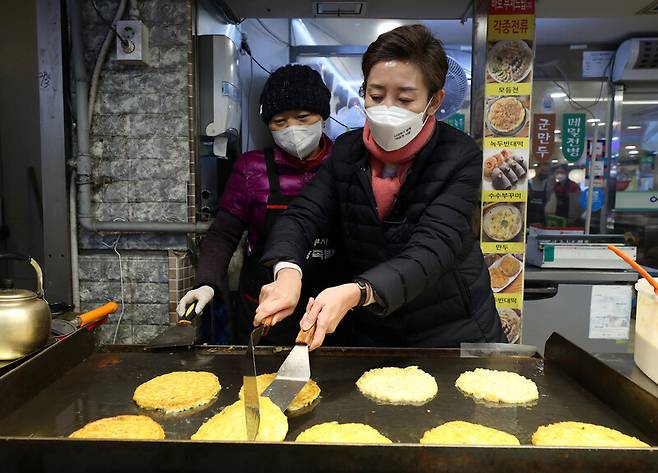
[365,100,433,151]
[271,120,323,159]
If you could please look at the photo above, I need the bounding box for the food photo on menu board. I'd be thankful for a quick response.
[497,308,522,344]
[486,39,534,84]
[481,202,526,244]
[483,148,528,190]
[484,95,530,137]
[484,253,524,294]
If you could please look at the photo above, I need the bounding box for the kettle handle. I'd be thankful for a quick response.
[0,253,45,299]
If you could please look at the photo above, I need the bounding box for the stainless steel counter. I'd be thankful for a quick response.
[525,266,639,284]
[594,352,658,397]
[523,267,638,355]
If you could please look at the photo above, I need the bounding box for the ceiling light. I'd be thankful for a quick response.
[597,122,606,126]
[623,100,658,105]
[625,145,636,150]
[565,97,610,102]
[568,162,575,166]
[586,118,600,123]
[551,159,559,163]
[626,125,642,130]
[554,129,561,134]
[550,92,567,98]
[629,150,639,155]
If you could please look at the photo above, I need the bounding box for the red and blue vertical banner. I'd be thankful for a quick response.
[480,0,535,343]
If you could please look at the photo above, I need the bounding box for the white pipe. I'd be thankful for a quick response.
[88,0,128,127]
[128,0,140,20]
[69,170,80,310]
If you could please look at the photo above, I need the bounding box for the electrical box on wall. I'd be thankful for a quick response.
[115,20,149,65]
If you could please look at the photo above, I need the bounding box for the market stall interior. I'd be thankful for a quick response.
[0,0,658,470]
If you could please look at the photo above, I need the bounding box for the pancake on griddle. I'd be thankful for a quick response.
[296,422,392,444]
[421,421,520,445]
[191,397,287,441]
[455,368,538,404]
[69,415,165,440]
[532,422,650,448]
[133,371,220,413]
[356,366,438,405]
[238,373,320,412]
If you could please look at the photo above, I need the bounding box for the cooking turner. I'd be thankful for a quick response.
[146,301,198,349]
[262,324,316,412]
[243,324,266,441]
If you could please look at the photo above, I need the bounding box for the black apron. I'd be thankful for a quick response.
[554,183,570,219]
[527,179,548,226]
[234,149,343,345]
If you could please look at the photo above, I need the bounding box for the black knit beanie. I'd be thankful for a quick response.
[259,64,331,124]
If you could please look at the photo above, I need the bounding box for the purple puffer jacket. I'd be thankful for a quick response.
[219,135,333,255]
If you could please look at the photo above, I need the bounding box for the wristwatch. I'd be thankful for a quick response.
[353,279,368,308]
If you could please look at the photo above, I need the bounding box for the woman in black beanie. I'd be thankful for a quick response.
[178,64,342,344]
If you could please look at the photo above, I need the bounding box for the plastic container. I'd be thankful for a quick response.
[634,278,658,384]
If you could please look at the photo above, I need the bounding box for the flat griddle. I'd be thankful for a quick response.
[0,329,656,473]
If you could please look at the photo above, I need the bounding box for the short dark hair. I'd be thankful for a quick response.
[361,24,448,99]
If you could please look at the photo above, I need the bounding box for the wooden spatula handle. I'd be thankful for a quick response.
[295,324,316,346]
[255,314,276,337]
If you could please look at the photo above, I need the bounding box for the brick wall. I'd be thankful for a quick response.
[79,252,169,343]
[77,0,194,343]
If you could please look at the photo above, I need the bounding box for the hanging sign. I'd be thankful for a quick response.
[562,113,586,162]
[531,113,555,163]
[488,0,535,14]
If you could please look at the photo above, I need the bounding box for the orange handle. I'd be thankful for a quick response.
[608,245,658,294]
[78,301,119,327]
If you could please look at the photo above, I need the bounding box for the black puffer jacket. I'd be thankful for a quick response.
[261,121,505,347]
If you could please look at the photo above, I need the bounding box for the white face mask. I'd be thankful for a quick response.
[364,100,432,151]
[271,120,323,159]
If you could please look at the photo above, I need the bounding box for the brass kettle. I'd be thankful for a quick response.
[0,254,52,360]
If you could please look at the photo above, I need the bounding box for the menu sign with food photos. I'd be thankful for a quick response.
[531,113,556,163]
[481,0,535,344]
[562,113,586,162]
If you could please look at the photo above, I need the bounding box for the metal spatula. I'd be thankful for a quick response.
[263,324,316,412]
[146,302,198,349]
[243,324,265,440]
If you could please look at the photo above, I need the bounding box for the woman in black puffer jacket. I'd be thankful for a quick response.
[255,25,505,349]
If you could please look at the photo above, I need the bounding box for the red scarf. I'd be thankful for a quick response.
[363,118,436,219]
